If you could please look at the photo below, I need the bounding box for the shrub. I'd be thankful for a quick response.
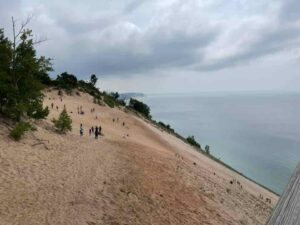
[205,145,210,154]
[52,109,72,133]
[186,136,201,149]
[56,72,78,91]
[9,122,33,141]
[103,95,115,108]
[128,98,151,118]
[158,121,175,133]
[27,98,49,119]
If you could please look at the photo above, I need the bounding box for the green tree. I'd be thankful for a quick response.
[56,72,78,91]
[205,145,210,154]
[110,92,119,100]
[0,18,52,121]
[186,136,201,149]
[90,74,98,86]
[52,109,72,133]
[129,98,151,118]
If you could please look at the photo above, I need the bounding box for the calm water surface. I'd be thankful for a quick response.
[141,92,300,194]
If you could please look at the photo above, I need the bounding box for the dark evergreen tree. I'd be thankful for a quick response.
[56,72,78,91]
[0,19,52,121]
[90,74,98,86]
[129,98,151,118]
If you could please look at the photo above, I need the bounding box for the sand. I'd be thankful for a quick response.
[0,89,279,225]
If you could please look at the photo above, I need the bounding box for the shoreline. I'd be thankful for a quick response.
[127,104,281,197]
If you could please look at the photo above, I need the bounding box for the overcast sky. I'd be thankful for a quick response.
[1,0,300,93]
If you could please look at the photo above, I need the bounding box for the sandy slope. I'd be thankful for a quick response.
[0,89,279,225]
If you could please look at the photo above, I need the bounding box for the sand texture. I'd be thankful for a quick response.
[0,89,279,225]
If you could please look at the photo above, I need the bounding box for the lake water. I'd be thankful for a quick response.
[141,92,300,194]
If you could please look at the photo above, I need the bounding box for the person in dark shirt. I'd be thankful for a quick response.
[80,124,83,136]
[95,126,99,139]
[99,126,102,135]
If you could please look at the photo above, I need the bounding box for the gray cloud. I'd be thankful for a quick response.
[0,0,300,82]
[279,0,300,21]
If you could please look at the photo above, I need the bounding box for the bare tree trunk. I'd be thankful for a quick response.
[11,16,17,90]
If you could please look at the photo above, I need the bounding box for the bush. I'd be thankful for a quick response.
[128,98,151,118]
[52,109,72,133]
[158,121,175,133]
[27,98,49,119]
[56,72,78,91]
[103,95,115,108]
[10,122,33,141]
[186,136,201,149]
[205,145,210,154]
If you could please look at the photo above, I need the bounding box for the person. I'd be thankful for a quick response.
[80,124,83,136]
[122,122,125,127]
[51,103,54,109]
[99,126,102,135]
[89,129,91,136]
[95,126,99,139]
[91,126,94,133]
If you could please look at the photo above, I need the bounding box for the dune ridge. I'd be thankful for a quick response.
[0,89,278,225]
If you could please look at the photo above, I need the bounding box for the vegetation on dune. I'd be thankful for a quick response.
[128,98,151,119]
[52,109,72,133]
[0,21,52,121]
[205,145,210,154]
[9,122,34,141]
[157,121,175,133]
[0,18,51,140]
[186,135,201,149]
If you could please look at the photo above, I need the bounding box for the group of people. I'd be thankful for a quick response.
[80,124,102,139]
[259,193,272,204]
[77,105,84,115]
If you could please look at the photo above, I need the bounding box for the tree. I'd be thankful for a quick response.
[110,92,119,100]
[56,72,78,91]
[205,145,210,154]
[186,136,201,149]
[129,98,151,118]
[52,109,72,133]
[0,18,52,121]
[90,74,97,86]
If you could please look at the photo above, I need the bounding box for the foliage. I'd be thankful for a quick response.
[52,109,72,133]
[128,98,151,118]
[0,26,52,121]
[205,145,210,154]
[110,92,119,100]
[55,72,78,91]
[27,96,49,119]
[158,121,175,133]
[90,74,97,86]
[186,136,201,149]
[78,79,100,97]
[9,122,33,141]
[103,95,116,108]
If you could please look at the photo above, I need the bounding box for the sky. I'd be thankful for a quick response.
[0,0,300,94]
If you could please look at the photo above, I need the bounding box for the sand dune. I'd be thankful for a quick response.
[0,89,278,225]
